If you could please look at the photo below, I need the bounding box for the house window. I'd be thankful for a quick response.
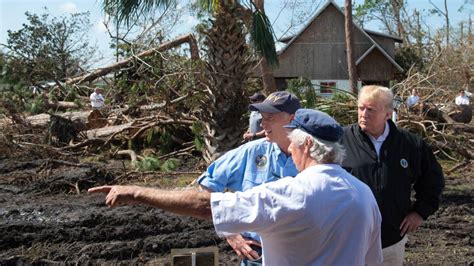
[320,82,336,94]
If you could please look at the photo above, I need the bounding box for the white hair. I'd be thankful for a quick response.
[288,129,346,164]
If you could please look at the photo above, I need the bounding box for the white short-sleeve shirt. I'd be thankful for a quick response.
[211,164,383,266]
[90,92,105,108]
[455,95,470,105]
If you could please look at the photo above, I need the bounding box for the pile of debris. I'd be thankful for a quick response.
[392,70,473,173]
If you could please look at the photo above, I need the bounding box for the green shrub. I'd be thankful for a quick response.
[134,156,161,171]
[134,156,180,172]
[287,77,318,108]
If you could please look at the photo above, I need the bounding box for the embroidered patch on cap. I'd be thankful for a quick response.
[255,155,267,168]
[400,158,408,168]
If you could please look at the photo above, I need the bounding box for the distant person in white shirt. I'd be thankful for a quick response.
[89,109,383,266]
[455,90,470,105]
[406,89,420,108]
[406,89,423,114]
[90,88,105,110]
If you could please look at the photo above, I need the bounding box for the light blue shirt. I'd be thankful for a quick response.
[406,95,419,107]
[197,138,298,192]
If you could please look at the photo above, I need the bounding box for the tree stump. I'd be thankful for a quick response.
[87,110,108,129]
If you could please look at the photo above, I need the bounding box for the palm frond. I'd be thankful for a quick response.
[251,9,278,67]
[103,0,176,25]
[197,0,221,12]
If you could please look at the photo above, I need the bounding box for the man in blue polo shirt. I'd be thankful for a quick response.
[197,91,300,265]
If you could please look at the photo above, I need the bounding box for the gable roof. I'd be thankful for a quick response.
[277,0,403,72]
[278,28,403,44]
[365,29,403,43]
[356,44,403,72]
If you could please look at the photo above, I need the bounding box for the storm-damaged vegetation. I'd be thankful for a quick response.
[0,0,473,264]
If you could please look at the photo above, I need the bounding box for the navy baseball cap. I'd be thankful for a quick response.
[249,91,300,114]
[249,92,266,102]
[284,109,343,142]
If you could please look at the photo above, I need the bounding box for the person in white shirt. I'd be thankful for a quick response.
[88,109,383,266]
[455,90,470,105]
[90,88,105,110]
[406,89,420,108]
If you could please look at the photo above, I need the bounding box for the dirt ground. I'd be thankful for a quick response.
[0,154,472,265]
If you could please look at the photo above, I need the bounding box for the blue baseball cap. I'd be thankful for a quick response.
[249,92,266,102]
[284,109,343,142]
[249,91,300,114]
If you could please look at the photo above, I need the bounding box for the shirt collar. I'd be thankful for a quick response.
[272,141,293,159]
[272,142,283,157]
[367,121,390,143]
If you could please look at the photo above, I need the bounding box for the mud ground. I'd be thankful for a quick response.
[0,155,472,265]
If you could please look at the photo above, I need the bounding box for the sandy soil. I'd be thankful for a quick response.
[0,155,472,265]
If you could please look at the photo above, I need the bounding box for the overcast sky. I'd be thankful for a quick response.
[1,0,471,68]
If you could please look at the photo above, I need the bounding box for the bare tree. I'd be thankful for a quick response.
[429,0,450,45]
[469,15,473,45]
[272,1,323,41]
[390,0,406,42]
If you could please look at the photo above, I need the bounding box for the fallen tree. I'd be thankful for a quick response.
[65,34,199,85]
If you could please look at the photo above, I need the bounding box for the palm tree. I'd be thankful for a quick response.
[102,0,278,93]
[102,0,276,162]
[199,3,253,162]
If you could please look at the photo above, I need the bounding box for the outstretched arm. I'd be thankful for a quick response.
[88,185,212,220]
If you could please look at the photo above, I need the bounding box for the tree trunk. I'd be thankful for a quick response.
[469,16,472,46]
[199,3,253,163]
[344,0,358,94]
[260,57,278,94]
[46,101,79,110]
[429,0,449,45]
[444,0,449,45]
[390,0,406,43]
[253,0,277,94]
[65,34,199,85]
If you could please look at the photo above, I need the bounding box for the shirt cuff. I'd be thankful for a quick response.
[210,193,238,237]
[197,174,224,192]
